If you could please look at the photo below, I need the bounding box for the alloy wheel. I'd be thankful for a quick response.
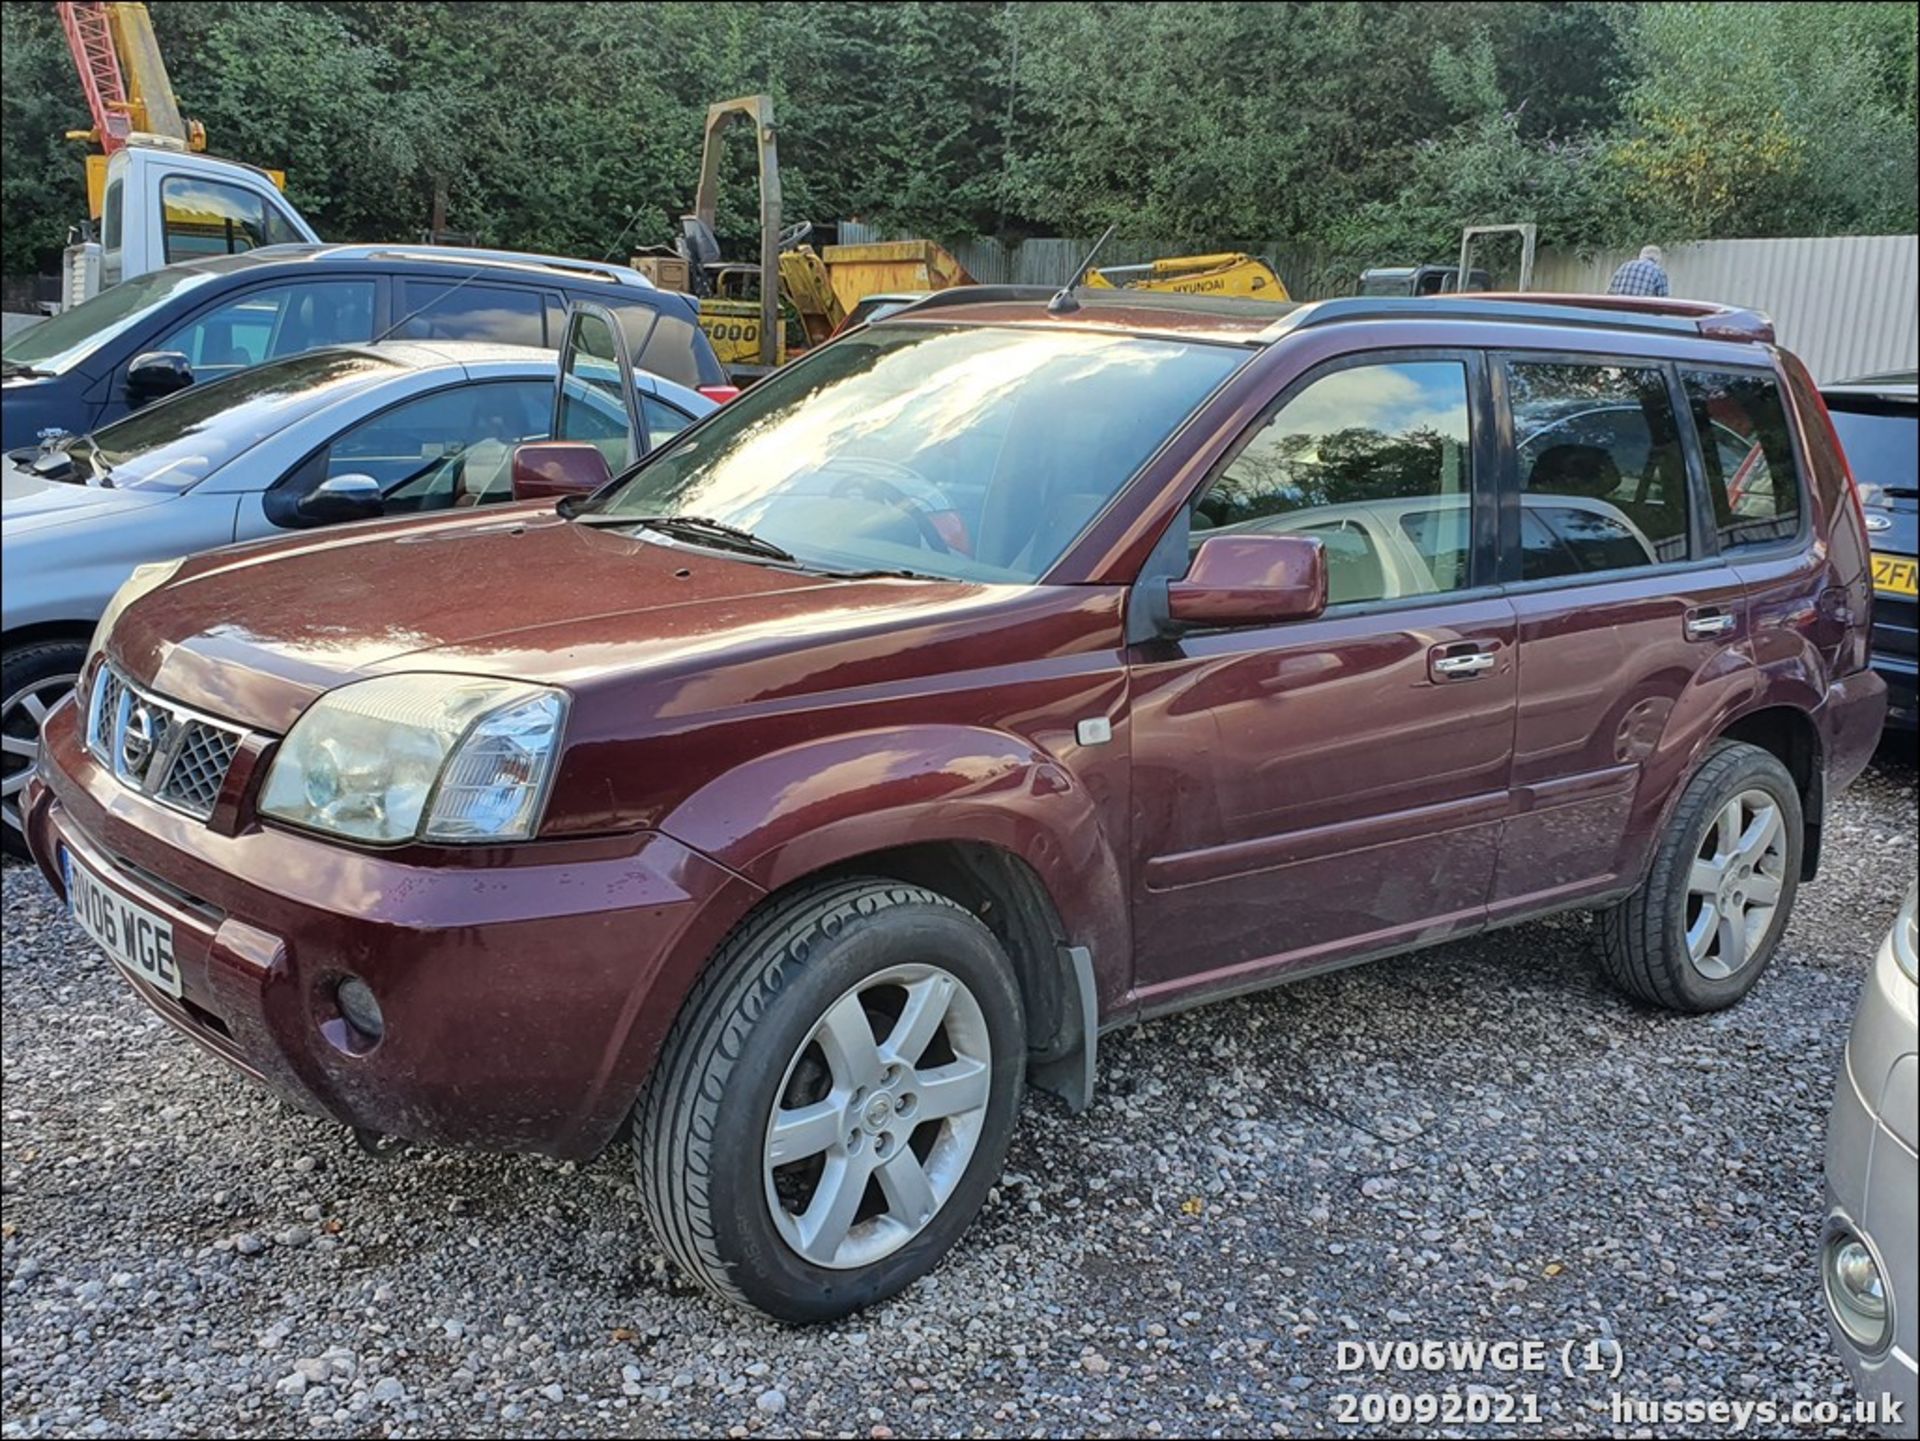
[1683,788,1789,981]
[1,672,78,844]
[764,962,992,1270]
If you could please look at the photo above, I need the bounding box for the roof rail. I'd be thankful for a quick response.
[1265,293,1774,345]
[889,285,1300,322]
[303,244,655,289]
[887,285,1056,316]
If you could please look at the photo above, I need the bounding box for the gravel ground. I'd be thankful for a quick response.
[2,743,1914,1441]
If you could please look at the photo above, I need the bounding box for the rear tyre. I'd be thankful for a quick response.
[2,640,86,860]
[1599,740,1802,1012]
[635,878,1025,1322]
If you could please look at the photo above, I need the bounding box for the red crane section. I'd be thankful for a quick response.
[58,1,134,154]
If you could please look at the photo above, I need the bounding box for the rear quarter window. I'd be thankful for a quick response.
[1681,368,1803,550]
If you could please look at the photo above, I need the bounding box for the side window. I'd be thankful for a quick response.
[635,310,703,389]
[640,393,694,448]
[162,176,271,263]
[1681,369,1802,549]
[1193,359,1475,605]
[396,280,547,347]
[555,312,635,470]
[101,177,125,286]
[319,380,549,515]
[1508,360,1691,576]
[155,281,376,378]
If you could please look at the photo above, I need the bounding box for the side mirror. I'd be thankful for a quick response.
[511,441,612,502]
[1166,534,1328,629]
[294,473,384,527]
[125,351,194,407]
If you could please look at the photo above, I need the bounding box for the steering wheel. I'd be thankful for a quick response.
[828,458,956,555]
[778,220,814,252]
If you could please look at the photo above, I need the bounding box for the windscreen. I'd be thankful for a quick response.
[2,267,217,376]
[589,323,1247,582]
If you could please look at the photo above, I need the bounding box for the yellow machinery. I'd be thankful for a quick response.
[667,95,972,376]
[1087,252,1291,301]
[58,0,287,221]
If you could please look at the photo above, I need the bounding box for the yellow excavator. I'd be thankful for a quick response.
[651,95,973,379]
[1087,252,1290,301]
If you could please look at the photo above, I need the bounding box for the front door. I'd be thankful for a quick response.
[1128,352,1518,1009]
[1490,353,1754,919]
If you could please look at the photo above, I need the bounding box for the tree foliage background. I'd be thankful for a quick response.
[3,0,1915,278]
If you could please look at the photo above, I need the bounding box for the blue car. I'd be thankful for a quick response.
[1,244,729,454]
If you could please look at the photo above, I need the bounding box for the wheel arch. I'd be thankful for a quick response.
[1715,704,1824,879]
[650,725,1131,1112]
[2,619,98,655]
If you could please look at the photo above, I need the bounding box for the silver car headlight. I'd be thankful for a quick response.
[259,674,567,844]
[85,558,185,687]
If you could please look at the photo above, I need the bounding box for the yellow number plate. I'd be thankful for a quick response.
[1872,554,1918,597]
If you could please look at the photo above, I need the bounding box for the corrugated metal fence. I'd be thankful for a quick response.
[839,224,1918,381]
[1532,237,1918,383]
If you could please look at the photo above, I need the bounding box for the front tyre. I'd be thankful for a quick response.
[635,878,1025,1322]
[1599,740,1803,1012]
[2,641,86,859]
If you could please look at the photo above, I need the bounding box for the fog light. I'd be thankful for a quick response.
[335,977,385,1043]
[1825,1234,1890,1349]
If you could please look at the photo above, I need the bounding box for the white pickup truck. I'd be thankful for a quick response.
[63,146,318,307]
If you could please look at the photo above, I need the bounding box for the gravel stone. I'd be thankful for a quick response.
[0,746,1910,1438]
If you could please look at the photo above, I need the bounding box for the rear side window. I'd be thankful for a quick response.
[1509,360,1691,576]
[640,393,694,447]
[636,310,705,389]
[1681,369,1802,549]
[397,280,548,347]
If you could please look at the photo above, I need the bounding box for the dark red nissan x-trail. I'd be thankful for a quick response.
[26,289,1886,1321]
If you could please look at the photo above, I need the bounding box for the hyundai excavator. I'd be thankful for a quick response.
[1087,252,1290,300]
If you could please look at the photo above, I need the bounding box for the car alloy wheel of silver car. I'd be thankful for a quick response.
[1684,788,1790,980]
[764,962,993,1269]
[1,670,78,842]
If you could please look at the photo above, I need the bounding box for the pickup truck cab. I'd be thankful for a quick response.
[80,147,318,301]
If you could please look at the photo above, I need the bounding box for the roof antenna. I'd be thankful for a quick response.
[1048,224,1118,314]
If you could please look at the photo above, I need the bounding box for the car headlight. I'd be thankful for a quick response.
[85,558,185,686]
[259,674,567,844]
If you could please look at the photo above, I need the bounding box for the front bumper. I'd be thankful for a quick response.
[24,699,760,1159]
[1822,931,1919,1431]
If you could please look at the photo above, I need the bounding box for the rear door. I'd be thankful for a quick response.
[1490,352,1750,919]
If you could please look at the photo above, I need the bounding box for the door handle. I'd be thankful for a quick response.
[1684,609,1737,640]
[1429,640,1501,681]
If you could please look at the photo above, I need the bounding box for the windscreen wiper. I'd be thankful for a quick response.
[2,361,52,380]
[629,514,797,563]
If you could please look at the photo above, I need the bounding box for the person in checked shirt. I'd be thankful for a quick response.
[1608,244,1671,297]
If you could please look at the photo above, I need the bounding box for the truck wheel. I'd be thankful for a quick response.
[1599,741,1803,1013]
[635,878,1026,1322]
[2,641,86,860]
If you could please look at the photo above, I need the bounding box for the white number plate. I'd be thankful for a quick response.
[63,846,180,998]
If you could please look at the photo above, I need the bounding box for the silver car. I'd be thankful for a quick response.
[1,339,712,853]
[1823,883,1919,1431]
